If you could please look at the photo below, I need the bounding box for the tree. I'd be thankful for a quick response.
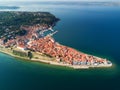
[28,51,33,59]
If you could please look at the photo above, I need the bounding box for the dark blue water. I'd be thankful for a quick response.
[53,6,120,64]
[0,1,120,90]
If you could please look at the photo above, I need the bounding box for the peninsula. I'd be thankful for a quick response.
[0,11,112,69]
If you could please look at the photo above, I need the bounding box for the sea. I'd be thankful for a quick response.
[0,1,120,90]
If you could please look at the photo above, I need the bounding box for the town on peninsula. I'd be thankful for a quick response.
[0,11,112,69]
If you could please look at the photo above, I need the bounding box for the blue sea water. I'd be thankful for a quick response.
[0,1,120,90]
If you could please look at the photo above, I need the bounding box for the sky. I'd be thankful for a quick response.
[0,0,120,2]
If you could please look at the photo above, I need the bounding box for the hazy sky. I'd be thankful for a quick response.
[0,0,120,2]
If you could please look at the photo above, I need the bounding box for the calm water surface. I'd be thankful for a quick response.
[0,1,120,90]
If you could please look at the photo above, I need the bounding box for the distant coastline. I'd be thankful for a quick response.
[0,6,20,10]
[6,1,120,6]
